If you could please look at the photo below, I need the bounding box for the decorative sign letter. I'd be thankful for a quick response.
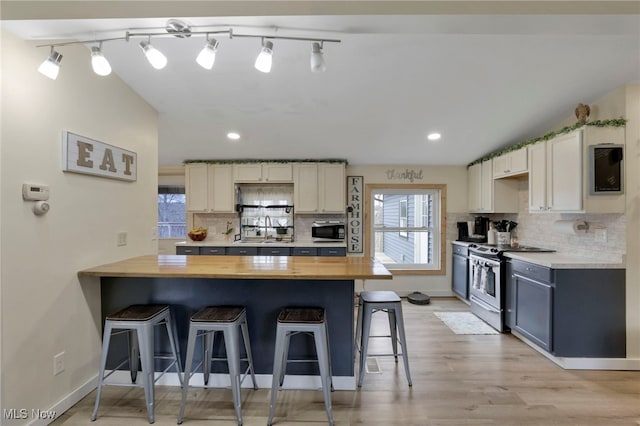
[347,176,363,253]
[385,168,424,182]
[62,131,137,181]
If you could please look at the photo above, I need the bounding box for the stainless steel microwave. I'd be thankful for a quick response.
[312,221,345,241]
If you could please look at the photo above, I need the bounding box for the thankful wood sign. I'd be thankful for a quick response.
[62,131,137,181]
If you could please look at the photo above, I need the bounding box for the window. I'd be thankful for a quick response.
[158,185,186,238]
[367,184,445,273]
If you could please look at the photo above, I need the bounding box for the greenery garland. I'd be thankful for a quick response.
[183,158,348,165]
[467,117,627,167]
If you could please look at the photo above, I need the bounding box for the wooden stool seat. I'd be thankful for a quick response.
[191,306,244,323]
[277,307,325,323]
[105,304,169,321]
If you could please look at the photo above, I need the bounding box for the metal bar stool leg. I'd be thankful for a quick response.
[203,330,215,386]
[394,304,412,386]
[91,322,113,421]
[267,326,287,426]
[358,306,373,387]
[223,326,244,425]
[177,325,198,424]
[314,324,334,426]
[388,308,399,362]
[129,330,140,383]
[240,318,258,389]
[137,323,156,424]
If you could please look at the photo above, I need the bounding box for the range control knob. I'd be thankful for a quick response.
[490,248,499,254]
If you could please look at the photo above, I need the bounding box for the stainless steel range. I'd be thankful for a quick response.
[468,243,554,332]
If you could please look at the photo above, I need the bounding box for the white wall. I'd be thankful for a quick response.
[0,30,158,423]
[346,164,468,296]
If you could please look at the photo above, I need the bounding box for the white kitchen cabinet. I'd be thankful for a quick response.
[468,159,518,213]
[294,164,319,212]
[294,163,345,213]
[493,148,527,178]
[186,163,209,212]
[185,164,235,213]
[318,163,345,213]
[528,130,583,213]
[467,162,482,212]
[233,163,293,183]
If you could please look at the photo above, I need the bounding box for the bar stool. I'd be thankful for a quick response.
[355,291,412,387]
[177,306,257,426]
[267,307,334,426]
[91,304,182,423]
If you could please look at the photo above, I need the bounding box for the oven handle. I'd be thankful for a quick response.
[470,295,501,314]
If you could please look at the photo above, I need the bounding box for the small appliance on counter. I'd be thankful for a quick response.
[312,221,345,242]
[456,217,490,243]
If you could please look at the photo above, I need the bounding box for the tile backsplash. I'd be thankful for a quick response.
[449,179,626,262]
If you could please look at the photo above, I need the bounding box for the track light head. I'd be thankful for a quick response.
[196,38,219,70]
[254,40,273,73]
[139,40,167,69]
[310,42,326,72]
[91,45,112,76]
[38,48,63,80]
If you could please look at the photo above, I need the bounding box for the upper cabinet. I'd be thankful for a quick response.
[294,163,345,214]
[234,163,293,183]
[528,127,625,214]
[468,159,519,213]
[185,164,235,213]
[492,147,527,178]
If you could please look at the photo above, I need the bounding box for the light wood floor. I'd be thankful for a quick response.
[52,298,640,425]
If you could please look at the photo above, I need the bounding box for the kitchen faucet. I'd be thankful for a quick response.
[264,215,272,240]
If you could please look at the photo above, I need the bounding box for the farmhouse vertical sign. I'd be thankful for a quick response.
[347,176,363,253]
[62,131,137,181]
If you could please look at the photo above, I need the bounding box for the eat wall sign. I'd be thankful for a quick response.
[62,131,137,182]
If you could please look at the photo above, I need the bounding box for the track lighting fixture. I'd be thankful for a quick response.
[35,19,340,79]
[254,39,274,73]
[196,37,219,70]
[139,39,167,70]
[91,44,112,76]
[310,42,326,72]
[38,47,63,80]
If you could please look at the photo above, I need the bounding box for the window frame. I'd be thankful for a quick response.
[365,183,446,275]
[157,185,187,239]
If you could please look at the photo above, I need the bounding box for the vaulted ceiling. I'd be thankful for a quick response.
[2,1,639,166]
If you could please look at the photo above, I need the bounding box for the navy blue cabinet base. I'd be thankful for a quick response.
[100,277,355,380]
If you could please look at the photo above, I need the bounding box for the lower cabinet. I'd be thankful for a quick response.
[506,259,626,357]
[226,247,258,256]
[176,246,199,255]
[451,243,469,300]
[177,245,346,257]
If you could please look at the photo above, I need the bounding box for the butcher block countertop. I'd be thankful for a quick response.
[78,255,393,280]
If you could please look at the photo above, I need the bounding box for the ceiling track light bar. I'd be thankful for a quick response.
[35,20,340,78]
[35,29,340,49]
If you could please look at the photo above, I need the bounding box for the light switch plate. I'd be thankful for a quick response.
[595,229,607,242]
[117,232,127,246]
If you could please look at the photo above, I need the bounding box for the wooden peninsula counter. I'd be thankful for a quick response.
[80,255,392,389]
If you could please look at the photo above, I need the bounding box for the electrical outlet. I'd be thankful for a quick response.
[53,352,65,375]
[117,231,127,246]
[151,227,157,241]
[595,229,607,243]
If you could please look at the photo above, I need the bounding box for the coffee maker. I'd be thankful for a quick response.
[474,216,490,239]
[456,222,469,241]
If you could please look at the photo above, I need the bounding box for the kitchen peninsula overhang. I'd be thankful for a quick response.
[78,255,393,280]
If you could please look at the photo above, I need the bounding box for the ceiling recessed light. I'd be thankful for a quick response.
[227,132,241,140]
[427,133,441,141]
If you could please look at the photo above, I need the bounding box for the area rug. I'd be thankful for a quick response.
[433,311,499,335]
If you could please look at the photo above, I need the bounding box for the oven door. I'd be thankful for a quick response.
[469,254,504,332]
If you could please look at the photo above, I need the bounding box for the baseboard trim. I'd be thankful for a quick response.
[511,330,640,370]
[30,375,98,426]
[104,370,356,390]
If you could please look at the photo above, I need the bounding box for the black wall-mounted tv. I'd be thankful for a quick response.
[589,144,624,195]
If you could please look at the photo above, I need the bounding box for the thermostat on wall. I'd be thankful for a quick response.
[22,183,50,201]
